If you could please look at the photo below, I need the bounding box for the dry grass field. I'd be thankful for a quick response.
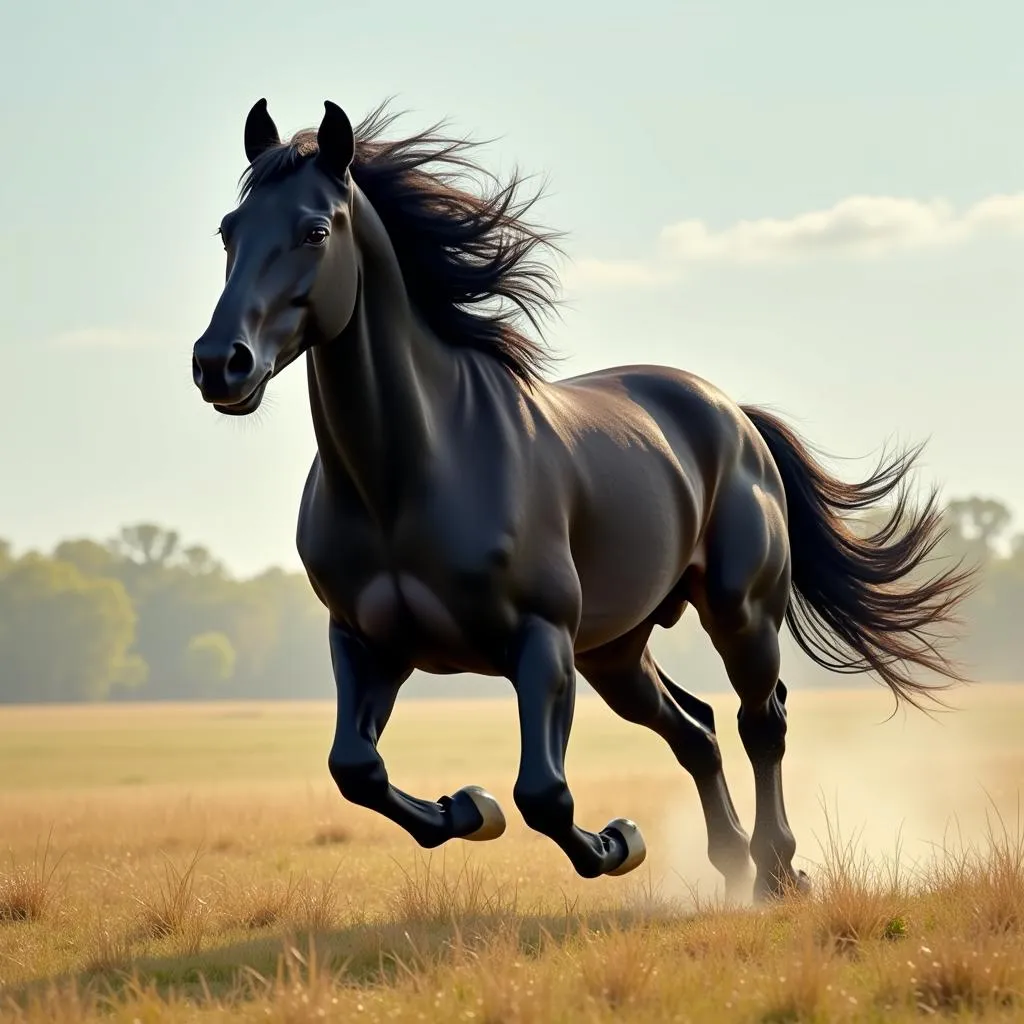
[2,682,1024,1022]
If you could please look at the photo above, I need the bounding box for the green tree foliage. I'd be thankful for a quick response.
[0,497,1022,704]
[114,523,181,567]
[182,631,237,695]
[935,497,1024,683]
[0,552,144,702]
[0,521,334,704]
[52,539,117,578]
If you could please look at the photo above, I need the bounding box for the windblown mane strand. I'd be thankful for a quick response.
[238,102,564,385]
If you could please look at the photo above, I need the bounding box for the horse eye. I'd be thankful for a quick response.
[304,226,329,247]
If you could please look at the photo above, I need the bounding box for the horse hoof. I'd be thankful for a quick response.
[755,868,812,903]
[792,869,812,895]
[604,817,647,876]
[455,785,506,841]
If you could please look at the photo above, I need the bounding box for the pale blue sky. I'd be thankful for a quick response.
[2,0,1021,576]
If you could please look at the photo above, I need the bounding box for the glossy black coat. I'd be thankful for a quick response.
[191,99,974,901]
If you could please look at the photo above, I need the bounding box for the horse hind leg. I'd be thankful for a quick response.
[696,478,810,902]
[577,631,754,900]
[702,581,809,902]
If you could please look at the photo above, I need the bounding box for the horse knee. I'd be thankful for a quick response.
[513,780,574,835]
[328,753,388,806]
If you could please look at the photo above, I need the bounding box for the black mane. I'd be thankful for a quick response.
[238,102,563,385]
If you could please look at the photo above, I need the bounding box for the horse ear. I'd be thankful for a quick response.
[244,98,281,164]
[316,101,355,180]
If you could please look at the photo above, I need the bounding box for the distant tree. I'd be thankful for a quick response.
[53,538,117,578]
[181,545,223,577]
[113,523,181,567]
[0,554,145,702]
[181,631,236,695]
[247,568,331,698]
[945,498,1013,554]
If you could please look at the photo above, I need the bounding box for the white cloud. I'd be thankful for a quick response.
[661,192,1024,265]
[962,193,1024,235]
[571,191,1024,287]
[562,257,673,290]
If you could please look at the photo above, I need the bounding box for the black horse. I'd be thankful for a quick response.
[191,98,973,901]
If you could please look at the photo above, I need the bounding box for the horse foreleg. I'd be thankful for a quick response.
[511,616,646,878]
[326,620,506,848]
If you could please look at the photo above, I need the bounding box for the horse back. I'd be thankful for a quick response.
[520,365,763,649]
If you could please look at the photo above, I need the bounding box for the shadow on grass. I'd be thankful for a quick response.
[7,902,681,1008]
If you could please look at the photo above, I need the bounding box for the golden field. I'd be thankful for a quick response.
[2,682,1024,1022]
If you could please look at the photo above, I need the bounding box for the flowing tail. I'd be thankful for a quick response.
[741,404,977,709]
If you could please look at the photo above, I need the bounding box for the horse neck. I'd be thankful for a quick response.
[306,188,458,524]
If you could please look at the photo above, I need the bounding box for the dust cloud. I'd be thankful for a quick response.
[655,683,1023,904]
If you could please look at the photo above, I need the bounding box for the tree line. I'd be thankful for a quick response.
[0,496,1021,704]
[0,524,330,703]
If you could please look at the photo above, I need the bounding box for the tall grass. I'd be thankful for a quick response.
[0,830,65,923]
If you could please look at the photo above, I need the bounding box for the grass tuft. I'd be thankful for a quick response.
[0,830,65,923]
[808,801,910,956]
[131,847,210,953]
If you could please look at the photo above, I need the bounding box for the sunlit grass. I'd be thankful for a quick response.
[0,831,64,924]
[2,685,1024,1021]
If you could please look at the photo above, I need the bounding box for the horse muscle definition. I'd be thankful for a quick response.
[191,98,975,901]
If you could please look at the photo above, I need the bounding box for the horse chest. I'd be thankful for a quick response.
[353,572,466,646]
[350,564,515,673]
[299,497,518,670]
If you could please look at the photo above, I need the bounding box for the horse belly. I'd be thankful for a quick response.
[571,459,699,652]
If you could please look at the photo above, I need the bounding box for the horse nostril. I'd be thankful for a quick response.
[192,353,203,387]
[225,341,256,383]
